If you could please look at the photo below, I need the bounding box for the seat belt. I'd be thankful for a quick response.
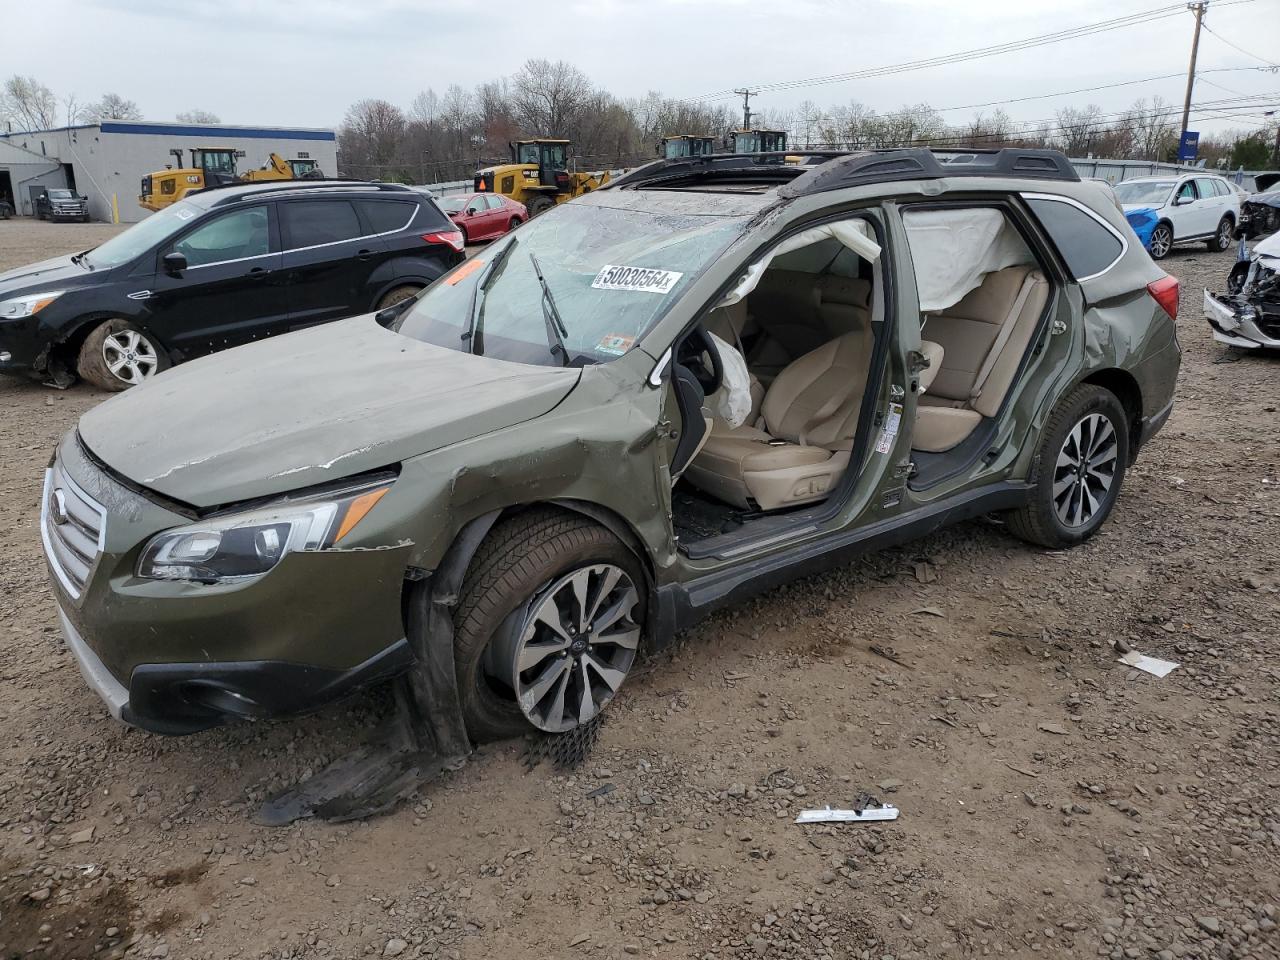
[970,273,1037,402]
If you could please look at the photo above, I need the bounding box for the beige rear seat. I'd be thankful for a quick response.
[913,266,1049,453]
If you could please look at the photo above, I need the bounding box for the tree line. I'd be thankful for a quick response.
[2,65,1270,179]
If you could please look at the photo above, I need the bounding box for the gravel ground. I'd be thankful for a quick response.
[1,218,1277,960]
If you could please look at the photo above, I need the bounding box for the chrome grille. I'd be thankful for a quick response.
[41,462,106,601]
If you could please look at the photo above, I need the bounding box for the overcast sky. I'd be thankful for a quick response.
[8,0,1279,138]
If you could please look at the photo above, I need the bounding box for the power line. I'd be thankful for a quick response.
[683,2,1256,102]
[1201,22,1280,67]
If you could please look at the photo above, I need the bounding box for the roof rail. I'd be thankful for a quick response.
[605,147,1079,195]
[199,179,413,203]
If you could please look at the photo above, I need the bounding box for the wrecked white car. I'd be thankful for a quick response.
[1205,231,1280,350]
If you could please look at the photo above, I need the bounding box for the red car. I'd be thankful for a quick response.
[437,192,527,243]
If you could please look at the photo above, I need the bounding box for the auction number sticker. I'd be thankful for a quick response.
[592,264,684,295]
[874,402,903,454]
[596,333,636,356]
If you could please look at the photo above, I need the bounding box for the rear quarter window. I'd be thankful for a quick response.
[281,199,361,249]
[1025,196,1125,279]
[355,199,416,234]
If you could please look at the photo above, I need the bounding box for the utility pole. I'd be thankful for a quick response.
[733,89,757,130]
[1180,1,1207,143]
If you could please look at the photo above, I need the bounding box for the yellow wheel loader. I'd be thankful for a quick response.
[661,135,715,159]
[140,150,323,211]
[473,139,610,217]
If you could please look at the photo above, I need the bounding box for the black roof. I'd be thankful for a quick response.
[194,179,416,207]
[604,147,1080,197]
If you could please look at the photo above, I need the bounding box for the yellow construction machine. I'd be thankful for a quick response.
[473,139,610,216]
[661,135,715,159]
[139,149,322,211]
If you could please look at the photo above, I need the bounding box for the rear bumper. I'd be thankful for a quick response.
[1204,288,1279,349]
[56,603,414,735]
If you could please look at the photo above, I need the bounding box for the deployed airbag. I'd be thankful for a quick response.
[903,208,1031,312]
[708,332,752,428]
[716,220,881,308]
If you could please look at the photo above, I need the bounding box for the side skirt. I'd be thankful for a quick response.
[654,481,1032,642]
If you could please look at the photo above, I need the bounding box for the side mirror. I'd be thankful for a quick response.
[1174,195,1193,206]
[163,251,188,275]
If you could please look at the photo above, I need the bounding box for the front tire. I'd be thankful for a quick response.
[525,196,554,217]
[1006,385,1129,548]
[1149,222,1173,260]
[1208,216,1233,252]
[76,319,169,391]
[453,509,646,743]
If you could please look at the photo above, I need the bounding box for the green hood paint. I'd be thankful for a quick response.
[77,315,580,508]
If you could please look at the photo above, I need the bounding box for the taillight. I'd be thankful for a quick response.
[422,230,465,253]
[1147,275,1180,321]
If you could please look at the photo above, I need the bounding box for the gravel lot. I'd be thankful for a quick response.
[1,217,1277,960]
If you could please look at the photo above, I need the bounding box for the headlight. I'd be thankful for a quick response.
[0,291,65,320]
[137,479,392,583]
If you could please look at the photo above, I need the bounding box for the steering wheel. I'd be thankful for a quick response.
[675,326,724,395]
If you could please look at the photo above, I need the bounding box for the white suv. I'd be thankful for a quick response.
[1115,174,1240,259]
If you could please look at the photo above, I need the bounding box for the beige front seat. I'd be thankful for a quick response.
[914,266,1049,453]
[684,330,871,511]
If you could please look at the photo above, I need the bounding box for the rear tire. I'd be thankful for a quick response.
[1005,384,1129,549]
[76,319,169,391]
[453,509,646,743]
[374,284,423,311]
[1148,222,1173,260]
[1208,216,1233,252]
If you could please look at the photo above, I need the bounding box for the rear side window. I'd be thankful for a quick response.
[1026,197,1124,280]
[484,195,504,210]
[356,199,415,234]
[282,199,361,249]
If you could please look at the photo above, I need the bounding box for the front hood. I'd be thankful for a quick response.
[1122,202,1164,214]
[1253,231,1280,260]
[78,316,581,508]
[0,254,91,293]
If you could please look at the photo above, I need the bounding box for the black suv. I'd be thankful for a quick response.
[36,189,90,222]
[0,181,464,389]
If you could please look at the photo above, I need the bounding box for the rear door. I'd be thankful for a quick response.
[144,202,288,357]
[485,195,510,234]
[280,197,383,327]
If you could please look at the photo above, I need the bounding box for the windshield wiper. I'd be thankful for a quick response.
[463,240,517,355]
[70,250,93,269]
[529,252,571,367]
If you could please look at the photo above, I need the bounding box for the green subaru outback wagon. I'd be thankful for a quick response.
[43,148,1180,739]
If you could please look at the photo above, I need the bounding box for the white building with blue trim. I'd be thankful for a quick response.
[0,120,337,222]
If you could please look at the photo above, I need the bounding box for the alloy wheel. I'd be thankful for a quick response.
[1216,220,1233,250]
[1149,225,1172,258]
[491,563,641,733]
[1052,412,1119,528]
[101,330,159,385]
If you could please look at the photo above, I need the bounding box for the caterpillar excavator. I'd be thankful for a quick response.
[473,139,610,217]
[139,149,323,211]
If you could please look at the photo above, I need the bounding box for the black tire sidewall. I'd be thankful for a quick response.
[454,520,646,743]
[1029,387,1129,546]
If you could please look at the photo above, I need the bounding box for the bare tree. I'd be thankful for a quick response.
[1,75,58,131]
[85,93,143,122]
[511,59,591,136]
[1054,104,1105,155]
[176,109,220,124]
[338,98,407,174]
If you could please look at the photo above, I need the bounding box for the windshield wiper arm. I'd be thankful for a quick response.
[462,240,517,355]
[528,252,571,367]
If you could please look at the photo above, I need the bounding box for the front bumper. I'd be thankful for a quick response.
[43,434,417,734]
[1204,289,1280,349]
[48,208,88,220]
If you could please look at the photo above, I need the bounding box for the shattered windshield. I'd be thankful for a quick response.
[395,200,748,366]
[1114,180,1175,205]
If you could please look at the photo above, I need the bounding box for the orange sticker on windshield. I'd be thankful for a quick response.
[445,258,484,285]
[596,333,635,356]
